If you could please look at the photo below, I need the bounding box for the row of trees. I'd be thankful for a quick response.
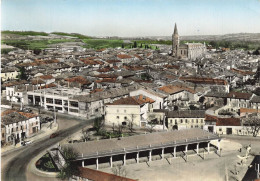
[208,40,258,50]
[121,41,157,49]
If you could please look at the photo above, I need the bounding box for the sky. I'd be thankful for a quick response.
[1,0,260,37]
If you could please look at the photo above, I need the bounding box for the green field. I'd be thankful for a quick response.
[1,39,77,50]
[83,39,160,50]
[83,39,126,49]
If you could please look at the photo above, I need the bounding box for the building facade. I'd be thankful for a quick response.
[172,23,206,60]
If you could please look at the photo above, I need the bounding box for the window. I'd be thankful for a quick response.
[122,122,127,126]
[192,119,194,123]
[191,125,193,128]
[124,116,127,120]
[170,120,172,124]
[219,128,222,131]
[185,119,188,123]
[180,119,183,123]
[117,116,119,119]
[11,128,14,132]
[196,119,198,123]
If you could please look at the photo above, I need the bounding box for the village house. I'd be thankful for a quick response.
[158,84,197,109]
[179,77,229,93]
[1,110,40,144]
[203,114,260,136]
[1,67,20,82]
[166,110,205,130]
[129,87,167,109]
[105,95,155,127]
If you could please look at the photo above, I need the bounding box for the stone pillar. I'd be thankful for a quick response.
[196,143,199,154]
[185,145,188,153]
[96,158,99,170]
[123,154,126,166]
[19,132,22,143]
[110,156,113,168]
[217,140,221,152]
[82,160,84,167]
[137,152,139,164]
[174,146,176,157]
[149,150,152,162]
[33,95,35,105]
[162,148,164,160]
[207,142,210,153]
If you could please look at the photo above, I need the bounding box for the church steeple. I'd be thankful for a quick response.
[174,23,178,35]
[172,23,179,56]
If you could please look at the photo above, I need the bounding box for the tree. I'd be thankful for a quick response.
[58,147,80,180]
[199,96,205,104]
[33,49,41,55]
[133,41,137,48]
[147,118,157,133]
[243,114,260,137]
[18,67,28,80]
[93,117,104,134]
[81,128,90,142]
[254,66,260,82]
[127,114,136,133]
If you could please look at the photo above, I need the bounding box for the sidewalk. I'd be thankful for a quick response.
[1,123,58,155]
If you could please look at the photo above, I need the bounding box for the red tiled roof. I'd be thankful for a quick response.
[240,108,260,114]
[106,59,122,63]
[31,79,45,85]
[205,114,241,126]
[96,74,118,78]
[159,85,195,94]
[77,167,137,181]
[227,92,252,100]
[180,77,228,85]
[39,75,54,80]
[231,68,255,76]
[39,83,57,89]
[107,96,154,106]
[96,48,106,52]
[97,67,113,73]
[90,88,103,94]
[65,76,90,85]
[1,109,37,119]
[164,65,180,69]
[80,58,104,65]
[117,54,133,59]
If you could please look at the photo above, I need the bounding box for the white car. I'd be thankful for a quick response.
[21,140,33,146]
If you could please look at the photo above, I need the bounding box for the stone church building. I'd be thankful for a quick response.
[172,23,206,60]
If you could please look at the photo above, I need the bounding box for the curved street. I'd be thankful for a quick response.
[2,115,93,181]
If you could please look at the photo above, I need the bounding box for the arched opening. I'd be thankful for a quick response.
[172,125,178,130]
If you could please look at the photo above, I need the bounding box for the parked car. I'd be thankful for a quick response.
[21,140,33,146]
[50,132,59,139]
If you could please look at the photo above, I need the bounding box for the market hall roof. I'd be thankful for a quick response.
[62,129,219,160]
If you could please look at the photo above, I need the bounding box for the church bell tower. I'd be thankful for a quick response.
[172,23,179,57]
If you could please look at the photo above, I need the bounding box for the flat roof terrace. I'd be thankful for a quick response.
[62,129,220,160]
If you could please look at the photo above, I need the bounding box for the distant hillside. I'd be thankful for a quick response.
[137,33,260,42]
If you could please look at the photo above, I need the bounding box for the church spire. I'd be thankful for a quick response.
[174,23,178,35]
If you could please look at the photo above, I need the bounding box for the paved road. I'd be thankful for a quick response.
[2,118,93,181]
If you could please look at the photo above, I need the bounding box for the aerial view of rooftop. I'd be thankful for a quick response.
[1,0,260,181]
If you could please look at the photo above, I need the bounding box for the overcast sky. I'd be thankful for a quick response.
[1,0,260,37]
